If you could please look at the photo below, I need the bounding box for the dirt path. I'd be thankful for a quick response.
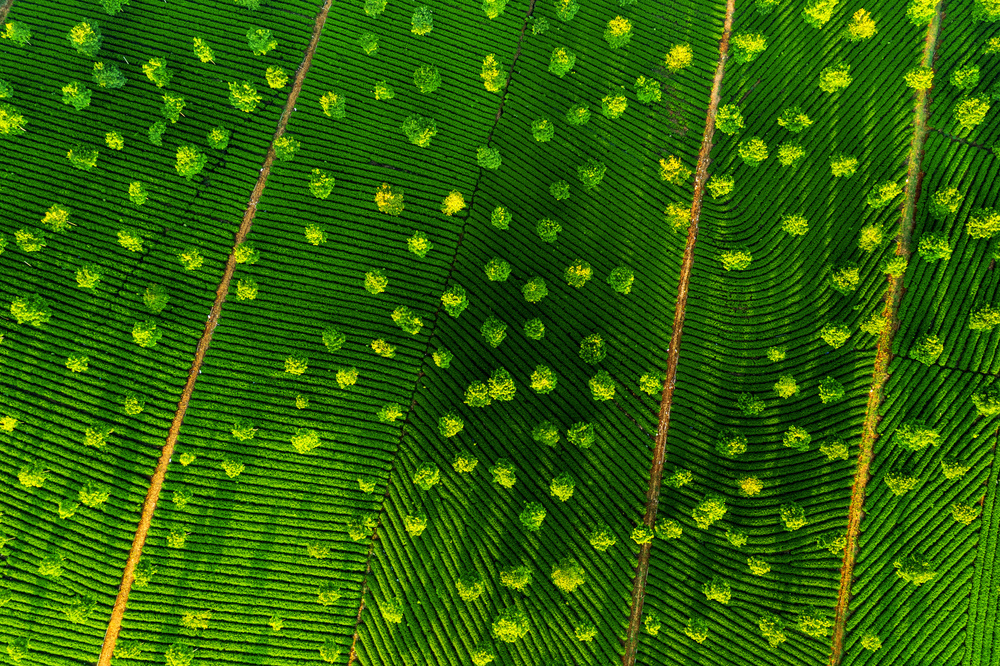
[619,1,736,662]
[0,0,16,28]
[95,2,333,664]
[826,3,944,664]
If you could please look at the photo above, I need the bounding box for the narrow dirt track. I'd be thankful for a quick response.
[619,0,736,662]
[825,2,945,664]
[0,0,16,28]
[96,1,333,664]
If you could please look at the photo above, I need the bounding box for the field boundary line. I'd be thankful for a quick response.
[619,0,736,662]
[826,2,945,664]
[966,432,1000,665]
[345,2,538,664]
[96,1,334,664]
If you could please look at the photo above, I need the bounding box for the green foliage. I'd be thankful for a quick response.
[575,621,598,642]
[731,32,767,62]
[391,305,423,335]
[603,15,632,48]
[702,575,731,604]
[894,553,937,585]
[635,75,661,104]
[970,305,1000,331]
[867,181,903,208]
[904,65,934,89]
[413,64,441,94]
[403,513,427,537]
[830,153,859,177]
[803,0,837,27]
[492,607,529,642]
[665,467,693,488]
[175,145,206,179]
[273,136,300,161]
[290,428,321,454]
[777,106,813,132]
[565,102,591,125]
[432,347,452,367]
[941,458,972,479]
[726,529,748,548]
[715,104,745,134]
[565,259,593,287]
[830,263,861,294]
[357,32,378,56]
[685,617,710,643]
[411,6,434,35]
[438,413,464,438]
[773,374,799,398]
[490,458,516,487]
[1,21,32,46]
[519,502,546,531]
[555,0,581,20]
[911,334,943,365]
[470,642,496,666]
[524,317,544,340]
[161,93,186,123]
[68,21,102,56]
[589,370,616,401]
[819,63,853,92]
[246,27,277,55]
[952,502,982,525]
[588,523,617,551]
[567,421,594,449]
[193,37,215,63]
[644,611,662,635]
[907,0,936,24]
[639,371,665,395]
[917,231,952,261]
[929,187,963,218]
[895,421,939,451]
[532,421,561,446]
[858,224,884,252]
[481,316,508,347]
[577,159,607,189]
[715,430,748,457]
[93,62,126,89]
[499,564,532,591]
[10,294,51,327]
[955,95,990,130]
[477,146,502,169]
[692,493,727,529]
[737,137,769,166]
[531,118,555,141]
[707,174,734,199]
[228,80,261,113]
[780,502,808,530]
[972,388,1000,417]
[320,90,346,117]
[579,333,607,364]
[655,518,682,539]
[767,346,786,362]
[365,0,387,16]
[885,471,920,496]
[143,285,169,313]
[818,376,845,403]
[530,365,557,394]
[364,269,388,294]
[720,247,753,270]
[0,103,27,135]
[777,142,806,167]
[536,217,562,241]
[456,573,486,601]
[631,525,655,544]
[951,64,980,90]
[748,556,770,576]
[484,257,512,281]
[148,120,167,146]
[132,321,162,348]
[550,473,575,501]
[452,452,478,474]
[440,284,468,317]
[820,322,851,348]
[67,146,99,170]
[143,57,172,88]
[66,355,89,373]
[737,392,765,416]
[491,205,512,230]
[381,596,403,624]
[165,643,195,666]
[861,631,883,651]
[967,207,1000,238]
[819,439,849,461]
[487,368,516,401]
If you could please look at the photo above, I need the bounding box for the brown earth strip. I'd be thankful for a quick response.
[826,3,945,664]
[0,0,15,29]
[344,2,538,663]
[95,1,334,664]
[619,0,736,662]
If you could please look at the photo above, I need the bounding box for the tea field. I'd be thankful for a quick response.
[0,0,996,664]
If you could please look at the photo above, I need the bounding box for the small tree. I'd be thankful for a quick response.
[228,80,261,112]
[830,263,861,293]
[955,95,990,130]
[731,33,767,62]
[456,573,485,601]
[777,142,806,167]
[0,103,27,135]
[861,631,883,651]
[665,467,693,488]
[588,523,616,551]
[819,64,853,93]
[550,473,575,501]
[604,15,632,49]
[93,62,126,89]
[737,137,769,166]
[391,306,422,335]
[524,318,545,340]
[818,376,845,403]
[68,21,102,56]
[796,606,833,638]
[894,553,937,585]
[632,524,656,545]
[477,147,501,170]
[481,54,504,92]
[693,493,727,528]
[579,333,607,363]
[820,322,852,348]
[537,217,562,241]
[403,513,427,536]
[685,617,709,644]
[867,181,903,208]
[904,65,934,90]
[589,370,616,401]
[143,57,172,88]
[411,6,434,34]
[968,208,1000,239]
[929,187,963,218]
[748,556,770,575]
[532,421,561,446]
[413,64,441,93]
[608,266,635,294]
[488,368,516,401]
[565,102,591,125]
[907,0,936,24]
[707,174,734,199]
[377,403,403,423]
[655,518,682,539]
[844,9,877,40]
[720,248,753,270]
[601,87,628,119]
[715,104,745,134]
[481,316,508,347]
[491,205,512,230]
[567,421,595,448]
[11,294,51,327]
[565,259,593,287]
[193,37,214,63]
[640,371,666,394]
[551,557,585,592]
[320,90,346,118]
[777,106,813,132]
[175,145,206,180]
[519,502,546,531]
[401,115,437,147]
[374,183,404,215]
[664,42,693,70]
[364,269,388,295]
[290,428,321,453]
[830,153,858,177]
[452,452,478,473]
[246,27,277,55]
[780,502,808,530]
[917,231,951,261]
[490,459,516,487]
[1,21,32,46]
[530,365,557,394]
[273,136,300,162]
[438,413,464,437]
[441,285,468,317]
[803,0,837,26]
[61,82,92,111]
[548,47,576,77]
[726,529,748,548]
[737,392,765,416]
[715,430,748,457]
[894,421,939,450]
[635,75,661,104]
[972,388,1000,417]
[177,248,204,270]
[885,471,920,496]
[492,607,529,642]
[911,334,943,365]
[738,475,764,497]
[659,156,692,185]
[820,439,849,461]
[952,502,982,525]
[578,159,607,189]
[132,321,163,348]
[702,575,731,604]
[164,643,194,666]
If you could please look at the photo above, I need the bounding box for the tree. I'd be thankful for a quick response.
[861,631,883,651]
[955,95,990,130]
[374,183,404,215]
[549,181,570,201]
[579,333,607,364]
[358,31,378,56]
[685,617,709,644]
[917,231,951,261]
[662,203,690,229]
[229,80,261,112]
[737,475,764,497]
[885,471,920,496]
[818,376,845,403]
[904,65,934,89]
[693,493,727,528]
[601,88,628,119]
[452,452,478,473]
[844,8,877,40]
[830,263,860,293]
[907,0,936,24]
[565,102,591,125]
[702,575,731,604]
[665,43,693,71]
[575,621,598,642]
[148,120,167,146]
[588,523,616,551]
[477,147,501,170]
[303,223,326,246]
[911,334,943,365]
[820,322,851,349]
[532,421,560,446]
[777,106,813,132]
[403,513,427,536]
[492,607,529,642]
[19,462,48,488]
[320,90,346,118]
[123,393,145,416]
[519,502,546,531]
[720,248,753,270]
[305,169,335,200]
[655,517,682,539]
[491,458,516,487]
[737,392,765,416]
[731,33,767,62]
[820,439,849,461]
[11,294,51,327]
[391,305,422,335]
[0,103,26,135]
[894,553,937,585]
[487,368,516,401]
[748,555,770,575]
[438,412,464,437]
[952,502,982,525]
[929,187,963,218]
[364,269,388,295]
[161,93,186,123]
[803,0,837,26]
[780,502,808,530]
[550,473,574,501]
[433,347,452,367]
[777,142,806,167]
[481,316,508,347]
[780,213,809,236]
[336,366,360,389]
[643,612,661,636]
[1,21,32,46]
[68,21,102,56]
[548,46,577,78]
[483,0,508,18]
[175,145,206,180]
[567,422,595,448]
[604,15,632,48]
[365,0,387,16]
[143,284,169,313]
[456,573,485,601]
[707,174,734,199]
[317,581,342,605]
[441,285,468,317]
[143,57,172,88]
[635,75,661,104]
[867,181,903,208]
[411,6,434,34]
[589,370,616,401]
[165,643,194,666]
[246,27,277,55]
[65,354,89,373]
[290,428,321,453]
[484,257,512,281]
[178,247,204,271]
[413,64,441,93]
[796,606,833,638]
[565,259,594,287]
[716,430,748,457]
[482,54,504,92]
[470,643,495,666]
[973,388,1000,417]
[67,146,99,170]
[819,64,852,92]
[951,64,980,90]
[830,153,858,177]
[970,305,1000,330]
[726,529,748,548]
[555,0,581,20]
[377,403,403,423]
[715,104,745,134]
[93,62,126,89]
[524,317,545,340]
[530,365,557,394]
[132,321,163,348]
[659,155,692,184]
[490,205,512,230]
[974,0,1000,19]
[61,82,92,111]
[665,467,693,487]
[894,421,939,450]
[772,374,798,399]
[273,136,300,162]
[737,137,768,166]
[193,37,215,63]
[968,208,1000,238]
